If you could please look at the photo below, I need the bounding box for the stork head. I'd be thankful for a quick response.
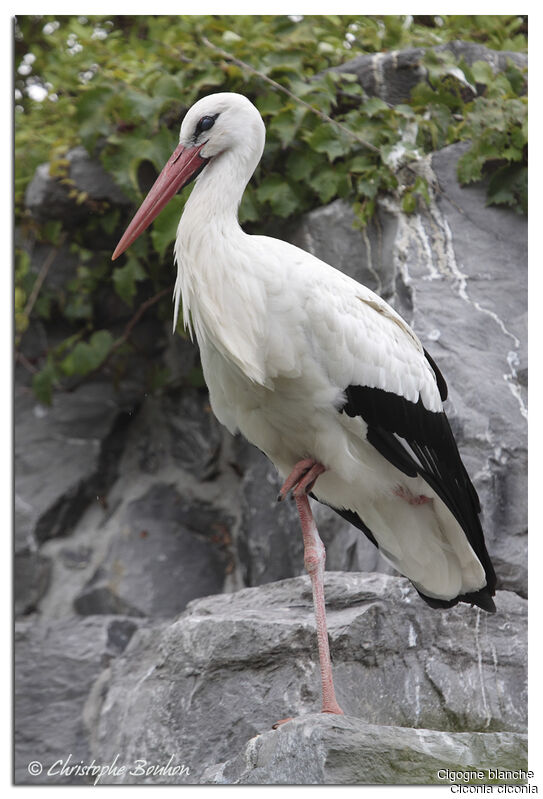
[112,92,265,260]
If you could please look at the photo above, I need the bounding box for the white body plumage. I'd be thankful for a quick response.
[114,91,495,612]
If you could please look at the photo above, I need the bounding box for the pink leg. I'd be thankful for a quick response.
[274,460,344,725]
[296,493,344,716]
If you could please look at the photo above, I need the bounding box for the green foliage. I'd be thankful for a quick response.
[112,255,147,306]
[60,329,114,375]
[411,50,527,212]
[14,15,527,402]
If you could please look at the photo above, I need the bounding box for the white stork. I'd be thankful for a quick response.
[112,92,496,720]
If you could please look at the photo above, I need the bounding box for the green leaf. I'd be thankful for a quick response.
[150,195,185,260]
[77,85,115,149]
[363,97,389,117]
[309,167,342,204]
[457,148,487,185]
[402,191,416,214]
[348,155,374,173]
[285,149,321,181]
[255,92,284,117]
[486,164,527,213]
[471,60,494,86]
[269,108,304,148]
[113,256,147,306]
[60,330,114,376]
[152,74,183,103]
[222,30,242,44]
[357,175,380,200]
[239,185,260,224]
[504,61,527,95]
[255,175,300,217]
[413,176,431,205]
[32,360,57,406]
[63,293,93,322]
[41,220,63,245]
[306,123,350,162]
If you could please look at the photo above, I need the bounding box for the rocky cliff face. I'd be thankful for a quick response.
[15,45,527,785]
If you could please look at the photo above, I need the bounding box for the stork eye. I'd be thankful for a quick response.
[195,114,218,136]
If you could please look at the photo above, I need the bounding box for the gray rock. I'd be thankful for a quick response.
[14,551,52,617]
[25,146,130,224]
[23,241,79,294]
[202,714,527,785]
[116,388,223,480]
[14,380,131,550]
[75,482,234,618]
[238,444,304,585]
[333,41,527,105]
[14,615,139,785]
[27,385,240,619]
[429,144,527,591]
[90,573,526,784]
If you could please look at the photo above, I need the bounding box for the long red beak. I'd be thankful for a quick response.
[111,142,207,261]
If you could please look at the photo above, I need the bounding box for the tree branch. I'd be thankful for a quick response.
[16,233,67,348]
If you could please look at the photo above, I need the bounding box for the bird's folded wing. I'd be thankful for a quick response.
[303,272,495,598]
[303,271,443,412]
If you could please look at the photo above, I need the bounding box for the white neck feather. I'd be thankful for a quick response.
[172,141,270,383]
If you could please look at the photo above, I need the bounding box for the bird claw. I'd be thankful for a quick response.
[278,459,326,502]
[271,716,293,729]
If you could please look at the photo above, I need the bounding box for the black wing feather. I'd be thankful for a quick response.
[424,348,448,401]
[338,381,496,612]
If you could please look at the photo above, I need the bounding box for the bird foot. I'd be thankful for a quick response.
[271,716,293,729]
[271,705,344,730]
[393,485,432,506]
[278,459,326,502]
[322,702,345,716]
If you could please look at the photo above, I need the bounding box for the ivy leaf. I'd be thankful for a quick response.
[285,149,321,181]
[222,30,242,44]
[239,185,260,223]
[113,256,147,306]
[269,108,304,148]
[348,155,374,173]
[152,74,184,103]
[357,175,380,200]
[402,191,417,214]
[486,164,527,213]
[32,360,57,406]
[363,97,389,117]
[309,167,342,204]
[457,148,487,185]
[471,60,495,87]
[77,85,114,149]
[60,330,114,376]
[504,61,527,95]
[413,176,431,205]
[150,195,185,260]
[256,175,300,217]
[306,123,350,162]
[255,92,284,117]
